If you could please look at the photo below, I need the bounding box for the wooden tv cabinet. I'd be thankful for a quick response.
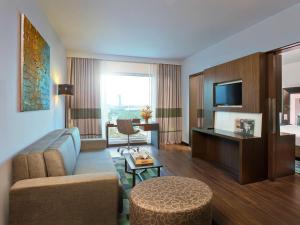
[192,128,267,184]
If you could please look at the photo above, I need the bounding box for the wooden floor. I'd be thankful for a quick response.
[111,144,300,225]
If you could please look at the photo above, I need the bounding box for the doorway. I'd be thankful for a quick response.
[280,48,300,173]
[266,43,300,179]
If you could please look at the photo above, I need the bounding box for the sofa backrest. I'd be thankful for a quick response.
[45,135,77,176]
[12,129,67,183]
[65,127,81,156]
[12,128,81,183]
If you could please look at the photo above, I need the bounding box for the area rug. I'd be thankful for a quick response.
[113,157,157,225]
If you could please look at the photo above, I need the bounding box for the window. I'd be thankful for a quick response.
[100,61,156,144]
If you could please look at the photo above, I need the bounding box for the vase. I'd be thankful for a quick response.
[145,118,149,123]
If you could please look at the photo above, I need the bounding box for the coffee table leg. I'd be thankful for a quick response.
[158,167,161,177]
[125,159,127,173]
[132,170,136,187]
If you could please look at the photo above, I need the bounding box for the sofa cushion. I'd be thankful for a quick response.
[12,154,29,183]
[45,135,77,176]
[65,127,81,156]
[74,150,117,175]
[12,129,67,183]
[12,151,47,183]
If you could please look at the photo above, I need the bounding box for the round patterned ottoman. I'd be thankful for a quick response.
[129,176,213,225]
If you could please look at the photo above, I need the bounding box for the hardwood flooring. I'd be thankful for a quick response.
[110,144,300,225]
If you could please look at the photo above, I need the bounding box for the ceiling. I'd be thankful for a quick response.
[38,0,300,60]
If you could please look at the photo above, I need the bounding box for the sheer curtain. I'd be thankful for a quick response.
[149,63,158,121]
[67,57,101,137]
[156,64,182,144]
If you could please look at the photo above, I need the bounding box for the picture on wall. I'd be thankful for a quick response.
[20,14,50,111]
[235,119,255,136]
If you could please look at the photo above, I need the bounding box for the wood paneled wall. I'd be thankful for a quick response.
[189,73,203,143]
[282,89,290,125]
[189,51,295,182]
[275,134,295,177]
[203,53,267,128]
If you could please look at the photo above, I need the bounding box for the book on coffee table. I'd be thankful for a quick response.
[130,151,153,166]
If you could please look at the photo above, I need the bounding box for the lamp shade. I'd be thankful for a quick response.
[58,84,74,95]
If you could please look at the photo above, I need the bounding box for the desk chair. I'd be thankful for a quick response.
[116,119,140,155]
[132,118,141,124]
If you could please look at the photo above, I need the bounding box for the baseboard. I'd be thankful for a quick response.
[181,141,190,146]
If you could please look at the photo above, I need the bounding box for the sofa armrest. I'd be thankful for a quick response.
[10,173,119,225]
[81,139,107,151]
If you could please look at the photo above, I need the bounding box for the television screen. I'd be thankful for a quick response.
[214,81,242,106]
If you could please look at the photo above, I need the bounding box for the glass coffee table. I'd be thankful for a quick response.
[123,153,163,187]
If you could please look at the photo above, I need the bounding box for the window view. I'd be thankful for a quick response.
[101,61,155,144]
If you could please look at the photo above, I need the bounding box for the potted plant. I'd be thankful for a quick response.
[141,106,152,123]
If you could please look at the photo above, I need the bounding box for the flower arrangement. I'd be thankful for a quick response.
[141,105,152,123]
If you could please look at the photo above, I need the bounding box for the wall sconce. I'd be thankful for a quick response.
[58,84,74,96]
[57,84,74,128]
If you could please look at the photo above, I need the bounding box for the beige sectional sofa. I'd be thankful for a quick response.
[9,128,120,225]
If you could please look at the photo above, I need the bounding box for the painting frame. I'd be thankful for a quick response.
[20,14,50,112]
[235,118,255,137]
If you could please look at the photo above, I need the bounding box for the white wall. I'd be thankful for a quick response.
[67,50,182,65]
[0,0,66,224]
[0,0,67,164]
[100,60,152,74]
[282,61,300,88]
[182,2,300,143]
[214,112,262,137]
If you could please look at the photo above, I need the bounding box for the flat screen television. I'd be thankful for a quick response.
[214,81,242,106]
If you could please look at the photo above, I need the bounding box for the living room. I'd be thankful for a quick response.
[1,1,300,225]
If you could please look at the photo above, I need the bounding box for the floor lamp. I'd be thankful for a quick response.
[58,84,74,128]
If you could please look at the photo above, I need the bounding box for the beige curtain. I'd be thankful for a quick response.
[67,57,101,137]
[196,74,204,127]
[156,64,182,144]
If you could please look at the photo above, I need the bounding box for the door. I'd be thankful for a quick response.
[189,73,204,144]
[266,52,282,180]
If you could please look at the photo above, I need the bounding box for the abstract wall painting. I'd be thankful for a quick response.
[20,14,50,111]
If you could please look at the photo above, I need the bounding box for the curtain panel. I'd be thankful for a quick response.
[196,74,204,128]
[156,64,182,144]
[67,57,101,137]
